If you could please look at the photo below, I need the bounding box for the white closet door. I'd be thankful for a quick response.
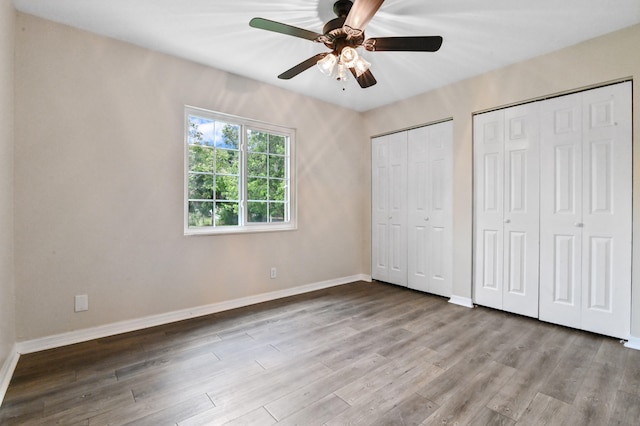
[407,121,453,296]
[388,132,409,286]
[474,110,505,310]
[407,126,431,291]
[502,104,540,318]
[426,121,453,297]
[372,135,392,283]
[474,106,540,317]
[539,92,583,329]
[540,82,632,339]
[579,83,631,338]
[372,132,408,286]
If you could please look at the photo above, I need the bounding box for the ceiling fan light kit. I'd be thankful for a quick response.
[249,0,443,89]
[316,45,371,82]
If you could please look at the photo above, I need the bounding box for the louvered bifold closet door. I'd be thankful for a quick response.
[539,82,632,339]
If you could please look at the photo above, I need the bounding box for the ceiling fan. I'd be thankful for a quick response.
[249,0,443,88]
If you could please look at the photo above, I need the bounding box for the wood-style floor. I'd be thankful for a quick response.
[1,281,639,425]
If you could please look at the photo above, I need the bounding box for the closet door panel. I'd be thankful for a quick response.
[427,121,453,296]
[430,226,445,281]
[474,111,504,309]
[539,92,583,329]
[387,132,408,286]
[408,127,430,291]
[371,136,391,282]
[580,82,631,338]
[502,104,540,318]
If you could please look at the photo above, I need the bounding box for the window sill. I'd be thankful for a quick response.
[184,223,297,236]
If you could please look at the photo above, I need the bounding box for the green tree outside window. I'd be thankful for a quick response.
[186,112,291,231]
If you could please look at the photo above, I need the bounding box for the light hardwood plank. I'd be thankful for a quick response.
[275,393,350,426]
[222,407,276,426]
[327,362,443,426]
[88,393,213,426]
[468,406,516,426]
[264,352,386,421]
[487,338,570,420]
[368,392,438,426]
[537,332,602,404]
[515,392,575,426]
[609,390,640,426]
[421,361,516,425]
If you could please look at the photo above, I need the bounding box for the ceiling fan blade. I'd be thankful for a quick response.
[344,0,384,34]
[365,36,443,52]
[350,68,377,88]
[278,53,329,80]
[250,17,322,41]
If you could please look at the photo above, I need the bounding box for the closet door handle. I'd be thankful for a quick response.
[424,217,430,221]
[504,219,511,224]
[574,222,584,227]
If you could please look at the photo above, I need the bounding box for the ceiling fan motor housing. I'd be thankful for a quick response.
[333,0,353,17]
[321,0,364,53]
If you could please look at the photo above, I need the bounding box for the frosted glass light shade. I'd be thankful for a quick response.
[353,56,371,77]
[335,62,348,81]
[340,46,359,67]
[317,54,337,75]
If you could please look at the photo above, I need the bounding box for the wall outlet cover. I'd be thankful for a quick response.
[75,295,89,312]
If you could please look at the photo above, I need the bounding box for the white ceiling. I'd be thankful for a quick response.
[13,0,640,112]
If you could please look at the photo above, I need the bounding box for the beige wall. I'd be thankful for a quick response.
[363,24,640,338]
[0,0,16,371]
[14,14,369,341]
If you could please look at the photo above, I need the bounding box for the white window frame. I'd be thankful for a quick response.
[184,106,297,235]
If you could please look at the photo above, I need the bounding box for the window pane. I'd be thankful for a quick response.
[269,179,286,201]
[270,202,285,222]
[216,148,239,175]
[189,145,214,173]
[247,202,268,223]
[248,130,268,153]
[216,175,239,200]
[269,155,285,178]
[189,201,213,227]
[216,122,240,149]
[186,107,294,233]
[248,177,268,200]
[189,174,213,200]
[215,202,239,226]
[248,153,267,176]
[188,116,215,146]
[269,135,286,155]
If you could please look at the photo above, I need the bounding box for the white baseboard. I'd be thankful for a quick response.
[16,274,370,355]
[0,344,20,406]
[624,336,640,351]
[448,295,474,308]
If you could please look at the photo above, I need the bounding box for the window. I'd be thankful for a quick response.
[185,106,295,235]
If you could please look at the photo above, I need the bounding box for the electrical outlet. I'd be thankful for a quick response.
[270,267,277,279]
[75,294,89,312]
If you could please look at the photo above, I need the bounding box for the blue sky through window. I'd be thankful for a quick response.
[188,115,239,149]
